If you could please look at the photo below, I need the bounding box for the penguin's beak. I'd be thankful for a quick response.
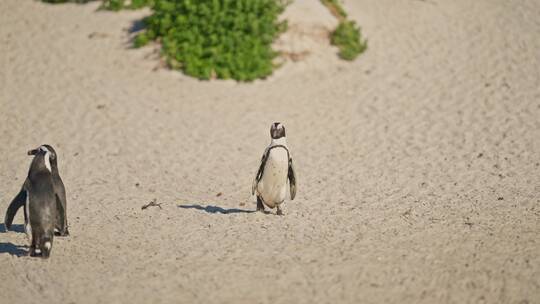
[28,148,39,156]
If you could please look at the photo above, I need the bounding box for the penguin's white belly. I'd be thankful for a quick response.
[257,149,288,208]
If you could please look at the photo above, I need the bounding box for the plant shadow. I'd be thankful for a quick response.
[0,223,25,233]
[0,242,27,257]
[129,19,146,34]
[178,204,258,215]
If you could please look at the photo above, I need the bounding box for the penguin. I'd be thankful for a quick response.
[9,146,58,257]
[4,145,69,237]
[252,122,297,215]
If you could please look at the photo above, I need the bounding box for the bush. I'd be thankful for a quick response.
[135,0,287,81]
[41,0,94,3]
[321,0,367,61]
[101,0,153,11]
[320,0,347,19]
[331,20,367,61]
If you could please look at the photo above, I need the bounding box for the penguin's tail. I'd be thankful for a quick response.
[4,189,27,230]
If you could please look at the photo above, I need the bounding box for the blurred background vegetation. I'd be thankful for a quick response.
[41,0,367,81]
[133,0,288,81]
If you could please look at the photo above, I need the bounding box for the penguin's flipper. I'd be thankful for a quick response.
[256,196,265,212]
[288,157,297,200]
[4,188,27,230]
[252,149,269,195]
[54,194,68,236]
[54,178,67,217]
[53,178,69,236]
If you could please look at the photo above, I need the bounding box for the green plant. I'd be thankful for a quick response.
[331,20,367,60]
[41,0,94,3]
[320,0,347,20]
[321,0,367,60]
[101,0,153,10]
[135,0,287,81]
[101,0,124,10]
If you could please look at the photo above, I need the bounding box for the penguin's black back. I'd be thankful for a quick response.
[27,170,57,236]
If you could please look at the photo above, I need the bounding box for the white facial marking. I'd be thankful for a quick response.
[40,146,52,172]
[44,153,51,172]
[35,248,41,254]
[44,242,51,251]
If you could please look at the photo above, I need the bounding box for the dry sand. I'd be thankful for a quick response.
[1,0,539,303]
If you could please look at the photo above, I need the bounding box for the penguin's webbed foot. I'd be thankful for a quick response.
[276,206,284,216]
[29,247,41,257]
[256,196,265,212]
[41,249,51,259]
[55,228,69,237]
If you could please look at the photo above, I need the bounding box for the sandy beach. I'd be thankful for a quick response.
[1,0,539,303]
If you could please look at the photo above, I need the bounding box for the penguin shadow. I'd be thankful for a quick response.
[0,223,25,233]
[178,204,257,215]
[0,242,27,257]
[0,224,28,256]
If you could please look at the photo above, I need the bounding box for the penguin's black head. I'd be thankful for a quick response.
[28,145,57,159]
[270,122,286,139]
[28,145,57,173]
